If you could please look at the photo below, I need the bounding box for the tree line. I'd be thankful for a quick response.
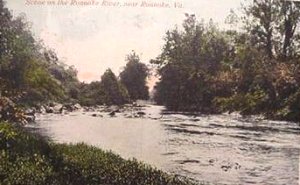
[78,52,149,106]
[0,0,149,109]
[151,0,300,121]
[2,0,300,122]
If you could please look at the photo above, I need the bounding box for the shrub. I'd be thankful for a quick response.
[214,89,269,115]
[0,97,26,124]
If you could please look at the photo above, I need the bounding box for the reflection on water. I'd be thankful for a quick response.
[27,105,300,185]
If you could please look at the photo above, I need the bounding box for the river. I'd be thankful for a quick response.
[27,104,300,185]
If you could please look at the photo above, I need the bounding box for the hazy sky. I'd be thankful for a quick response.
[6,0,243,83]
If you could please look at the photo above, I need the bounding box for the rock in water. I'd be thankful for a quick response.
[46,107,54,113]
[92,114,103,117]
[39,106,46,114]
[24,115,35,123]
[74,103,82,110]
[109,111,116,117]
[53,104,63,114]
[137,111,146,116]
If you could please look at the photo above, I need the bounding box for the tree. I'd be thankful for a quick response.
[214,0,300,119]
[278,1,300,59]
[243,0,300,59]
[78,81,105,106]
[0,0,84,106]
[120,52,149,101]
[152,14,232,112]
[100,69,129,105]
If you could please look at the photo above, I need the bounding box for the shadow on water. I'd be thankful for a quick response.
[24,125,52,141]
[165,125,220,136]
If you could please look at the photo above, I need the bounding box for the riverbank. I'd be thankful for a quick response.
[0,122,197,185]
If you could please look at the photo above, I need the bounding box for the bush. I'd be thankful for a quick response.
[0,97,26,124]
[273,90,300,121]
[214,89,269,115]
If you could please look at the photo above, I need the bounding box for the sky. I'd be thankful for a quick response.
[6,0,243,86]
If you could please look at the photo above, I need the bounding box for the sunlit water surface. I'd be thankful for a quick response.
[27,105,300,185]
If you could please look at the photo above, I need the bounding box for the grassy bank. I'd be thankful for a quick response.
[0,123,197,185]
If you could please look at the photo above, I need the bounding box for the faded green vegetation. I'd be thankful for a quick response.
[152,1,300,122]
[0,1,148,107]
[2,0,300,122]
[120,51,149,101]
[0,1,68,105]
[0,123,197,185]
[78,53,149,106]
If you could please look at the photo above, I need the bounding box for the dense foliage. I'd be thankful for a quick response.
[79,53,150,106]
[152,16,233,112]
[2,0,300,122]
[78,69,130,106]
[0,97,26,124]
[0,0,149,108]
[152,1,300,122]
[0,1,81,106]
[0,123,197,185]
[99,69,130,105]
[120,52,149,101]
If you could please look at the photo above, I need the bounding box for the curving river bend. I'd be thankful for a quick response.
[27,105,300,185]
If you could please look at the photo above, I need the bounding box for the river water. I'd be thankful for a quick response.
[27,105,300,185]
